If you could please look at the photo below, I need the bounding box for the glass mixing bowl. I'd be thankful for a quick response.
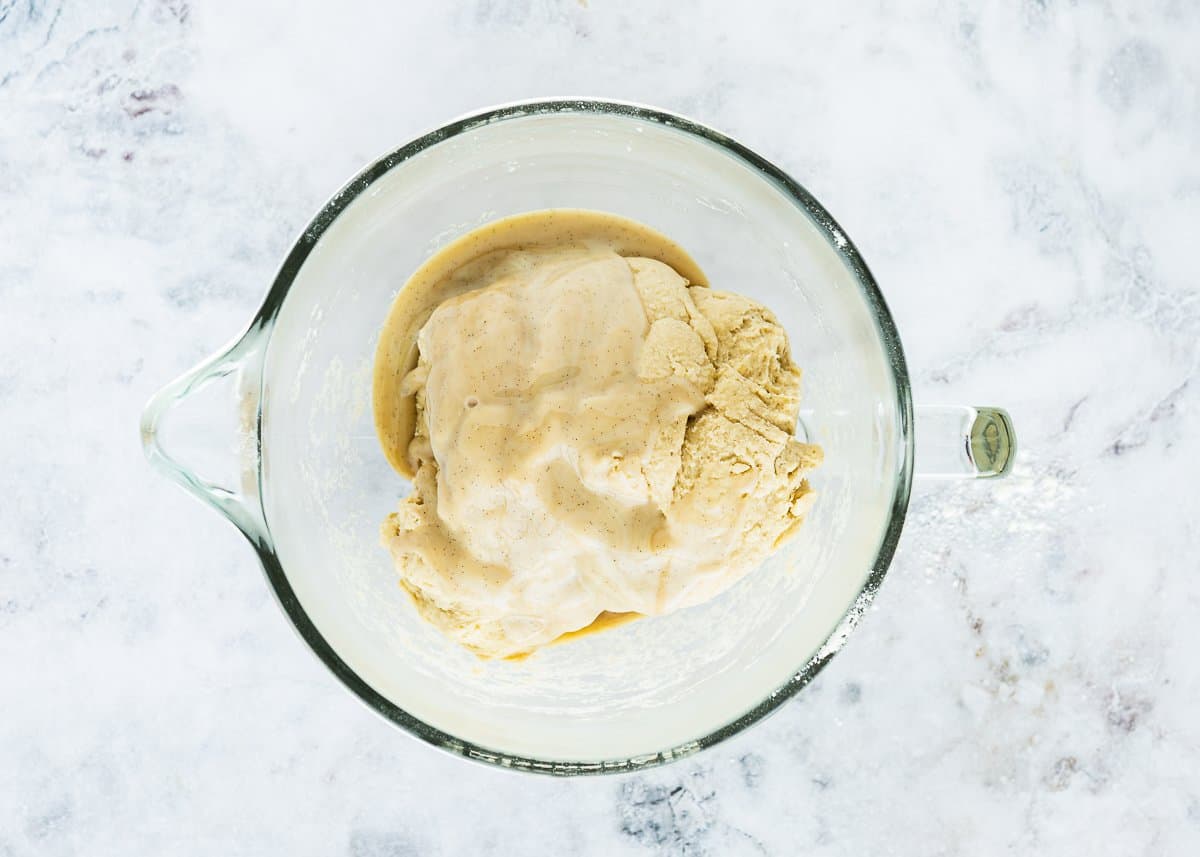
[141,99,1014,774]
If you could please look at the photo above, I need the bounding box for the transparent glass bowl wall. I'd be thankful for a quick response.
[145,102,922,773]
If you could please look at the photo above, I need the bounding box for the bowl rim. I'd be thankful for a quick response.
[249,97,914,775]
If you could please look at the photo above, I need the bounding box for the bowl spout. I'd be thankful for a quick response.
[140,324,269,546]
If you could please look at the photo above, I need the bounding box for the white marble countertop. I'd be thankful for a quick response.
[3,1,1199,854]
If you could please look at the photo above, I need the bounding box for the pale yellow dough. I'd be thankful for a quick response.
[374,210,822,659]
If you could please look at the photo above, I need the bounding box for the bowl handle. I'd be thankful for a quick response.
[140,326,269,544]
[914,406,1016,479]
